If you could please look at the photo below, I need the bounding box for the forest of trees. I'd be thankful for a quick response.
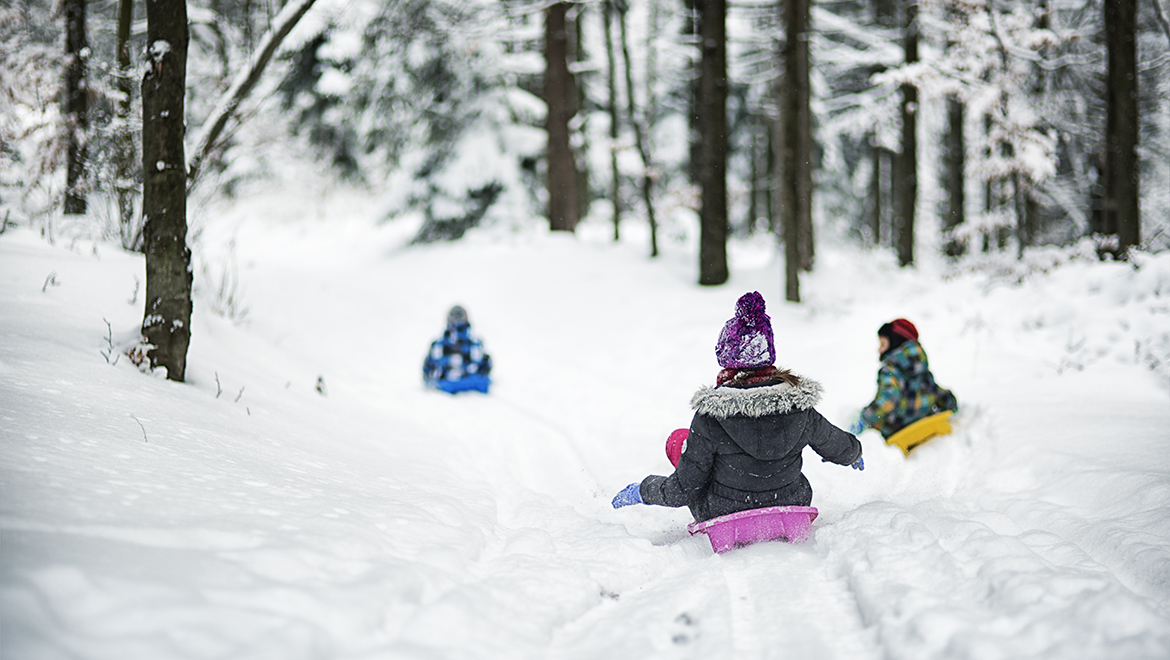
[1,0,1168,378]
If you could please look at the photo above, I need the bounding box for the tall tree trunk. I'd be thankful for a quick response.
[63,0,88,215]
[1022,0,1050,251]
[895,0,918,267]
[795,0,813,272]
[620,0,659,257]
[545,2,579,232]
[142,0,192,382]
[697,0,728,286]
[603,0,621,240]
[868,0,896,248]
[987,0,1028,259]
[943,95,965,256]
[780,0,811,299]
[115,0,138,250]
[685,0,700,185]
[574,5,591,223]
[1104,0,1140,257]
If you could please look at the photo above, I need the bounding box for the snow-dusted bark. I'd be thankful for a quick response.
[697,0,728,286]
[62,0,88,215]
[141,0,191,381]
[1104,0,1140,256]
[545,1,579,232]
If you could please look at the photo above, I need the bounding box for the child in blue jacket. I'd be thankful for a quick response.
[423,306,492,394]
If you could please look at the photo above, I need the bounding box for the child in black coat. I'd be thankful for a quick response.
[612,292,862,522]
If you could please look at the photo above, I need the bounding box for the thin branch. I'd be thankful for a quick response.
[131,414,147,442]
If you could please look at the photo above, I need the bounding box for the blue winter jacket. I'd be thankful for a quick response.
[423,323,492,392]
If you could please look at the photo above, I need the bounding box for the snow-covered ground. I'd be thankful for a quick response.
[2,188,1170,659]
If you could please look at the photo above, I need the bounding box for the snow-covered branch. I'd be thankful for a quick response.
[186,0,319,190]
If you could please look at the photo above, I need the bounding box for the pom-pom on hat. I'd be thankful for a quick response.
[715,292,776,369]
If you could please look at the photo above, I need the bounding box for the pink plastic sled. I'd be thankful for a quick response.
[688,506,819,553]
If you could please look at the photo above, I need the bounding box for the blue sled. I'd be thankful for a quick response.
[430,374,491,394]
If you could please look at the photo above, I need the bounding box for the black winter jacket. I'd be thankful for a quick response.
[640,374,861,522]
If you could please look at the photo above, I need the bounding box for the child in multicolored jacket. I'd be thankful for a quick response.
[850,319,957,438]
[423,305,492,394]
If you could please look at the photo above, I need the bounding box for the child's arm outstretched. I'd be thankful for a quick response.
[805,409,865,470]
[612,423,716,509]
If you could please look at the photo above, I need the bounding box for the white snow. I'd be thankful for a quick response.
[2,190,1169,659]
[149,41,171,61]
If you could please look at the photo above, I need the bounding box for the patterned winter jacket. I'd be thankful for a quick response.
[639,372,861,522]
[859,340,957,438]
[422,323,492,384]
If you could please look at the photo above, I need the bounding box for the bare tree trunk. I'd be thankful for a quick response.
[868,0,896,248]
[943,95,965,256]
[142,0,191,381]
[795,0,813,272]
[987,0,1028,259]
[685,0,700,185]
[1104,0,1140,257]
[115,0,138,250]
[545,2,579,232]
[697,0,728,286]
[63,0,88,215]
[772,74,790,291]
[780,0,811,299]
[1022,0,1050,251]
[619,0,659,257]
[895,0,918,267]
[575,6,591,223]
[603,0,621,240]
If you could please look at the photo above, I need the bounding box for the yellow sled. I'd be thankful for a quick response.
[885,411,954,457]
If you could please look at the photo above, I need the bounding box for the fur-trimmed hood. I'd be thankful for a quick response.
[690,375,823,419]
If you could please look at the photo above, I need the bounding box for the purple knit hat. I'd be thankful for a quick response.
[715,292,776,369]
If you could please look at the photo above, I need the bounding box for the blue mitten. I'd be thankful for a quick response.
[611,482,643,509]
[848,419,865,435]
[852,457,865,471]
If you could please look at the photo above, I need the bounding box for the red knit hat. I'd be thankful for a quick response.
[879,318,918,342]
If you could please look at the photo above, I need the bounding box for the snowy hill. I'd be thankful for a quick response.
[2,191,1169,659]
